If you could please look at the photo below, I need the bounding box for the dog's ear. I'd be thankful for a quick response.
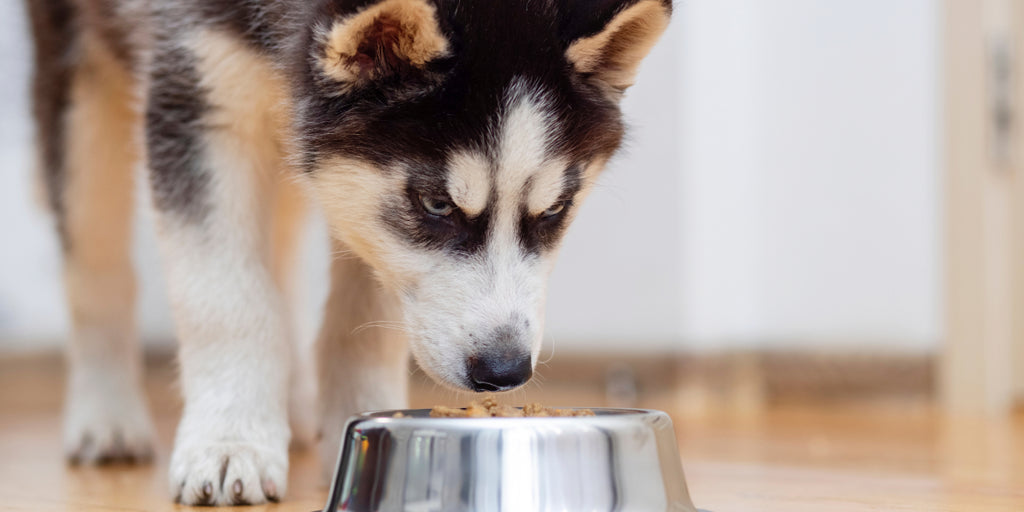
[565,0,671,95]
[317,0,450,90]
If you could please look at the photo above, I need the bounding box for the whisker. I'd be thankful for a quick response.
[329,248,357,262]
[349,321,409,336]
[539,336,557,365]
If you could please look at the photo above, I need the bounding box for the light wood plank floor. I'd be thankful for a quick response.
[1,354,1022,511]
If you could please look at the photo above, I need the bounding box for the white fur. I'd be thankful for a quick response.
[402,84,569,384]
[446,150,491,216]
[158,31,296,505]
[159,146,292,506]
[63,324,155,464]
[496,81,555,195]
[499,80,573,216]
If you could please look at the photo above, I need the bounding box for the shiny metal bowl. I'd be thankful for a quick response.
[320,408,698,512]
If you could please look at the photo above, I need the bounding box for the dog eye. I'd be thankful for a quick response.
[541,201,566,218]
[419,194,455,216]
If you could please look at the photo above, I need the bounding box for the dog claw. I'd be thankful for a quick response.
[232,479,245,503]
[169,434,288,505]
[68,433,93,465]
[199,481,213,504]
[262,478,279,502]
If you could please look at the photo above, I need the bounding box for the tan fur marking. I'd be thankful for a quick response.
[191,30,291,154]
[315,238,407,477]
[566,0,670,90]
[268,178,308,296]
[190,29,302,269]
[497,85,552,198]
[447,150,491,217]
[60,29,156,466]
[525,157,570,215]
[63,31,140,339]
[309,157,407,284]
[190,29,299,244]
[320,0,449,83]
[495,85,572,224]
[581,157,609,187]
[268,175,311,448]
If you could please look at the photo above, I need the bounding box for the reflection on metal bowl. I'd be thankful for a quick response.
[321,408,698,512]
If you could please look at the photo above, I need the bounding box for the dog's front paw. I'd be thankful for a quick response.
[169,416,289,506]
[63,373,155,464]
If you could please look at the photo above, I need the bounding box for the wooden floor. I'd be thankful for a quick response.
[1,354,1023,512]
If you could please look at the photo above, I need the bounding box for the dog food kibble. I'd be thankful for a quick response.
[429,396,595,418]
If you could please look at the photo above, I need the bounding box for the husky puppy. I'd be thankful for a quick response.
[27,0,670,505]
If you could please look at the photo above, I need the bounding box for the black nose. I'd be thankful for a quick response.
[468,351,533,392]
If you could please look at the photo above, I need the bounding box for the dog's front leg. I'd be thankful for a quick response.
[144,29,303,505]
[154,186,291,505]
[316,244,408,477]
[155,191,293,506]
[148,62,293,507]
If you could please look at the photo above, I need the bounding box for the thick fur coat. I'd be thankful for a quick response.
[27,0,671,505]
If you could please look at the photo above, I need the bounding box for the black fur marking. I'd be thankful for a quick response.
[295,0,628,174]
[78,0,134,67]
[518,164,583,253]
[381,165,493,255]
[32,0,661,246]
[298,0,632,256]
[145,44,211,221]
[188,0,300,54]
[27,0,77,252]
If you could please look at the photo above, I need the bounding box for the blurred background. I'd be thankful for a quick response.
[0,0,1020,417]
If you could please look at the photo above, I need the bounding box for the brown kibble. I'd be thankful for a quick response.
[429,405,467,418]
[480,396,500,411]
[522,403,549,416]
[429,398,593,418]
[494,405,524,417]
[464,403,490,417]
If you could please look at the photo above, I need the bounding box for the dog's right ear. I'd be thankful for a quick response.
[315,0,450,92]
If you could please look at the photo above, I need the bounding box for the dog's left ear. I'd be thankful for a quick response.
[317,0,450,91]
[566,0,671,95]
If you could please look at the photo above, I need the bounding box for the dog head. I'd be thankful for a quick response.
[296,0,670,391]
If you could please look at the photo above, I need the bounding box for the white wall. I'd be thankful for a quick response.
[0,0,176,351]
[675,0,941,351]
[0,0,49,346]
[0,0,940,355]
[544,15,684,351]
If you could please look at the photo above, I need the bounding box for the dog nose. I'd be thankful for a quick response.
[468,350,533,392]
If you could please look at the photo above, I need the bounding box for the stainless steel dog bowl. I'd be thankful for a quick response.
[321,408,698,511]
